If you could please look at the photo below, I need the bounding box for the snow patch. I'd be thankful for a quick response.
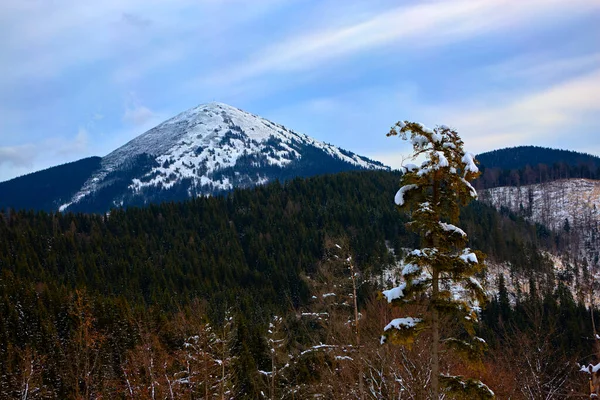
[382,283,407,303]
[395,184,418,206]
[439,222,467,237]
[383,317,422,331]
[462,152,478,174]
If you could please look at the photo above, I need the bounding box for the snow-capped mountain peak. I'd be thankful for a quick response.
[60,102,387,212]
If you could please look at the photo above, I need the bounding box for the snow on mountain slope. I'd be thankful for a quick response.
[481,179,600,230]
[60,102,387,212]
[481,178,600,260]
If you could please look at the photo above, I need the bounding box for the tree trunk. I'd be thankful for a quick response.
[432,269,440,399]
[221,331,226,400]
[271,357,275,400]
[205,351,209,400]
[591,286,600,360]
[431,171,440,399]
[351,264,364,400]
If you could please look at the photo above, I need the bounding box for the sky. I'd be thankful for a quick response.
[1,0,599,181]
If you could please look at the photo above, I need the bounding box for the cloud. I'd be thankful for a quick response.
[0,144,37,168]
[274,50,600,169]
[111,43,187,84]
[205,0,600,85]
[0,127,94,181]
[439,68,600,150]
[0,0,598,182]
[55,128,90,156]
[1,99,169,182]
[364,66,600,164]
[121,12,152,29]
[123,105,156,126]
[0,0,292,86]
[485,52,600,84]
[122,92,158,126]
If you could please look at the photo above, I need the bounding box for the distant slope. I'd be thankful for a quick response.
[475,146,600,189]
[0,169,566,307]
[0,157,102,212]
[481,178,600,262]
[477,146,600,171]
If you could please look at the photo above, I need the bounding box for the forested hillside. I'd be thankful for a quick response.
[0,157,102,212]
[477,146,600,172]
[0,170,595,398]
[475,146,600,189]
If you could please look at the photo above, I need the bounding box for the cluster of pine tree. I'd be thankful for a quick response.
[475,145,600,189]
[0,168,597,398]
[477,146,600,172]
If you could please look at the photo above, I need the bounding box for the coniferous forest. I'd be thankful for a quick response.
[3,0,597,397]
[476,146,600,189]
[0,169,597,398]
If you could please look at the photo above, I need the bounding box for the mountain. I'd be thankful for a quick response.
[0,102,387,213]
[477,145,600,171]
[472,146,600,262]
[475,146,600,189]
[0,157,102,212]
[481,178,600,263]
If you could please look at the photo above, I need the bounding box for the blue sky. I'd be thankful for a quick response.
[1,0,599,181]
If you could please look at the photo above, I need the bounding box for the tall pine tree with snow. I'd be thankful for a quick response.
[382,122,494,399]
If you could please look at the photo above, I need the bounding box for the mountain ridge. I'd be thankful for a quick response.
[477,145,600,171]
[0,102,387,214]
[0,157,102,212]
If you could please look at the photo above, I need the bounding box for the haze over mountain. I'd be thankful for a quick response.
[0,103,386,214]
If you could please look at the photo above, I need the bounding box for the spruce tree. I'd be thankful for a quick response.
[497,273,511,322]
[381,122,494,399]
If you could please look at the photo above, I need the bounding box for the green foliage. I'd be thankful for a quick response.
[383,121,493,397]
[440,375,495,399]
[383,318,427,348]
[443,337,487,367]
[382,122,486,348]
[481,277,596,362]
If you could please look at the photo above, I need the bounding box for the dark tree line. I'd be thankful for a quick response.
[0,157,102,212]
[477,146,600,172]
[475,162,600,189]
[475,146,600,189]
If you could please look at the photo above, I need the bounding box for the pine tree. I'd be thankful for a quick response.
[381,122,494,399]
[263,315,287,399]
[497,273,511,322]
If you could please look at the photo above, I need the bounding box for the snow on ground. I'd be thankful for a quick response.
[482,179,600,232]
[382,241,599,310]
[484,252,600,308]
[482,179,600,262]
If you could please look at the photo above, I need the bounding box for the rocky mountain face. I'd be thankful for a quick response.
[0,102,387,214]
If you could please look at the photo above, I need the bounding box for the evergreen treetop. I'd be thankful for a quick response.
[382,121,494,399]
